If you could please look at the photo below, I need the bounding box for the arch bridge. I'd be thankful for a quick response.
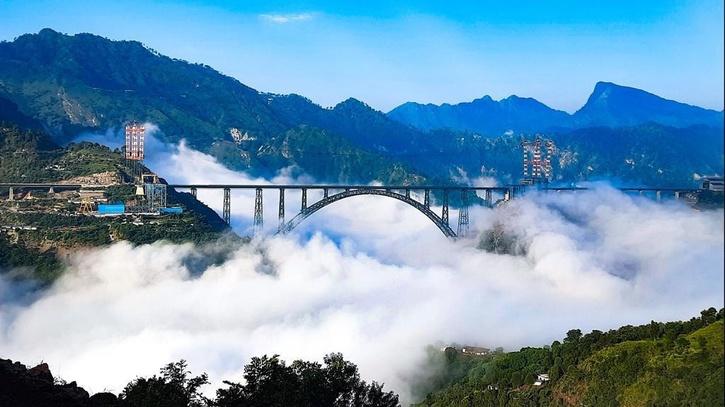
[166,184,516,239]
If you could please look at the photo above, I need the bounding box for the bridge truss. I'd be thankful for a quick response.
[166,184,516,239]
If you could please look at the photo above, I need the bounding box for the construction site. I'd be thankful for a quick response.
[2,122,183,218]
[0,122,228,279]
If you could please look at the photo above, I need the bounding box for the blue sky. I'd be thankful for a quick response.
[1,0,723,112]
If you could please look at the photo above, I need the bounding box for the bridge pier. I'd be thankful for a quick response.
[442,189,449,225]
[457,189,470,238]
[253,187,263,234]
[301,188,307,211]
[7,187,13,201]
[656,190,662,202]
[675,191,680,200]
[485,190,492,207]
[323,188,329,198]
[223,188,231,225]
[278,188,285,232]
[424,189,430,208]
[190,187,197,198]
[405,188,410,198]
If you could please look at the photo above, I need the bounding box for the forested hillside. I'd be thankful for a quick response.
[417,308,724,406]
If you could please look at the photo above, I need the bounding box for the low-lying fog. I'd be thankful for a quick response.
[1,134,723,403]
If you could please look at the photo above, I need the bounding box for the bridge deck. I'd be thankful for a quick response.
[0,183,699,193]
[166,184,511,191]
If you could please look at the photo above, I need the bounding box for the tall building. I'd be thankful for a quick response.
[521,135,555,184]
[124,122,145,179]
[124,122,145,161]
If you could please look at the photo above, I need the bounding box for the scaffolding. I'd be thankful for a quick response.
[124,122,145,180]
[521,135,556,184]
[144,183,167,211]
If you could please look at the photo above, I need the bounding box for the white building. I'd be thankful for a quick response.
[533,373,550,386]
[702,177,724,192]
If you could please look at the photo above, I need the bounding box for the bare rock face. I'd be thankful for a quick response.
[0,358,118,407]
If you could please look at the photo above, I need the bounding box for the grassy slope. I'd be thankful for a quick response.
[555,320,724,407]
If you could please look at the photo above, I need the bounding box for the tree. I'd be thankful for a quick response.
[119,360,208,407]
[213,353,399,407]
[700,307,718,325]
[510,372,523,388]
[564,329,582,343]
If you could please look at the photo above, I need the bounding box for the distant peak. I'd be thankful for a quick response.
[38,28,61,37]
[334,98,369,110]
[471,95,495,104]
[590,81,649,97]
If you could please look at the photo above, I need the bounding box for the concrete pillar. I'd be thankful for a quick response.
[656,190,661,202]
[8,187,13,201]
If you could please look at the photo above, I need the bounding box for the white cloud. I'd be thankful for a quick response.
[260,12,316,24]
[0,141,723,404]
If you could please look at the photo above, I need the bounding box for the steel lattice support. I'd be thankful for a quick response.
[301,188,307,210]
[254,187,263,234]
[223,188,231,225]
[442,189,449,225]
[424,189,430,207]
[457,189,470,238]
[278,188,285,232]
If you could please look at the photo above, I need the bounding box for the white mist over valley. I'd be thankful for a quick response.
[0,137,722,403]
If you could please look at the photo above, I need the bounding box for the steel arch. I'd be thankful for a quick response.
[279,188,457,238]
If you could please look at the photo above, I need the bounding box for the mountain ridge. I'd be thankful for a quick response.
[388,81,723,135]
[0,28,722,187]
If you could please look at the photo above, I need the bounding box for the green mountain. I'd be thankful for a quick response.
[417,308,724,407]
[573,82,724,128]
[0,29,722,187]
[0,29,426,183]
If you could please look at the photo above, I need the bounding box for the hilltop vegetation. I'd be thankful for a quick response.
[417,308,724,406]
[0,123,122,182]
[2,310,721,407]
